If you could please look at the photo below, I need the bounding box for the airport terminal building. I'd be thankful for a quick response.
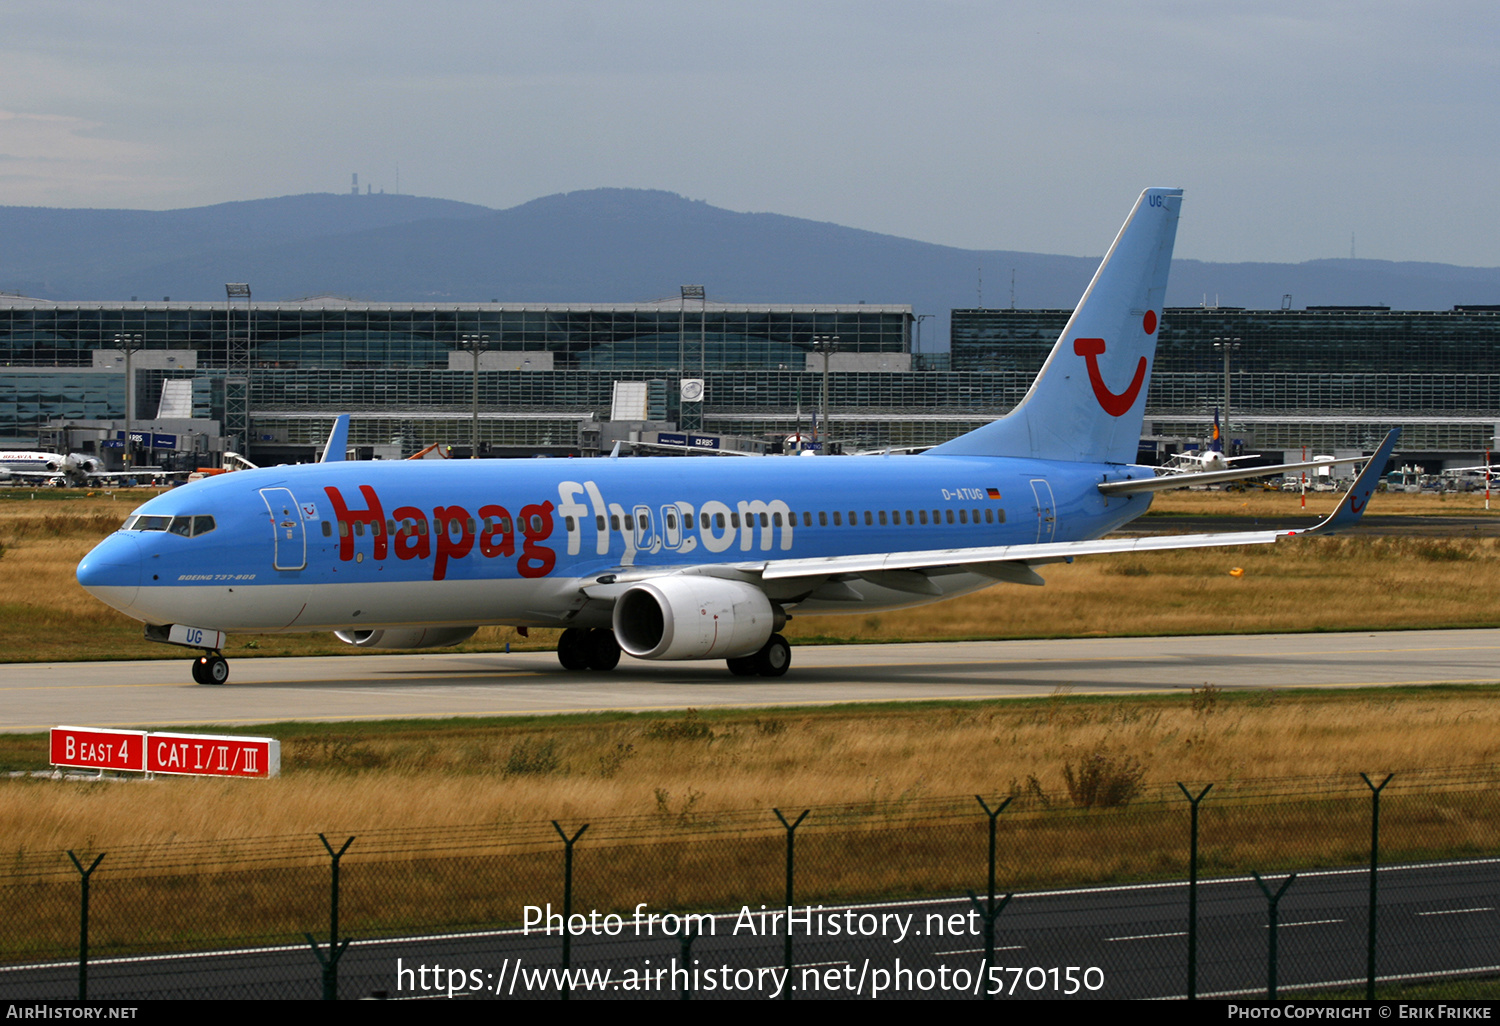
[3,294,1499,468]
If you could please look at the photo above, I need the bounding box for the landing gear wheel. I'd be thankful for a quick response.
[556,627,590,671]
[192,653,229,685]
[726,655,758,676]
[754,634,791,678]
[584,629,621,671]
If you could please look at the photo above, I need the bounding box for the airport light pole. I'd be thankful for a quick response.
[1212,337,1241,448]
[113,333,143,467]
[461,334,489,458]
[812,335,840,454]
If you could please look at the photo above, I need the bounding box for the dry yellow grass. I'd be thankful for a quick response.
[6,688,1500,854]
[5,691,1500,958]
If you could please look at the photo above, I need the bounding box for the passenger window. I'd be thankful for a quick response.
[997,509,1006,523]
[959,510,968,524]
[596,515,606,531]
[640,513,650,530]
[701,512,710,529]
[919,510,928,525]
[819,511,828,527]
[945,510,955,525]
[833,511,842,526]
[417,520,428,536]
[863,511,872,526]
[530,515,543,532]
[730,513,740,528]
[772,513,781,527]
[322,521,332,537]
[804,512,813,527]
[878,511,887,526]
[848,511,856,525]
[466,518,476,534]
[985,508,994,524]
[905,510,914,525]
[667,513,677,530]
[715,513,726,529]
[354,521,365,537]
[610,515,620,531]
[564,516,575,531]
[339,522,349,538]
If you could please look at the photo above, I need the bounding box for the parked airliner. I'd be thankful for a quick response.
[77,188,1398,685]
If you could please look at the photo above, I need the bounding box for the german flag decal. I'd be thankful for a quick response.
[986,487,1002,500]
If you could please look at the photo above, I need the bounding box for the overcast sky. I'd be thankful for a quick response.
[2,1,1496,266]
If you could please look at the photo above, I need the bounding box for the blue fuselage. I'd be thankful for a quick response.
[77,453,1152,634]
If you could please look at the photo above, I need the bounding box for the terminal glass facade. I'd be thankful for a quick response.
[952,307,1500,454]
[7,299,1498,459]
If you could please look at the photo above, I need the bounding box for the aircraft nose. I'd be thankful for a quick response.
[76,532,142,613]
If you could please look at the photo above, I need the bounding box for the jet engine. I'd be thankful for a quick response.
[613,576,782,660]
[333,627,478,649]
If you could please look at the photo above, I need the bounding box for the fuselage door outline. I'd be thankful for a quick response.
[1029,479,1057,544]
[259,487,307,571]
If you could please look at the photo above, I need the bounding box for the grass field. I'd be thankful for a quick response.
[4,485,1500,662]
[4,685,1500,850]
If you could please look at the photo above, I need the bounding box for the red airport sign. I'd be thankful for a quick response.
[49,726,147,773]
[49,726,280,778]
[147,732,280,778]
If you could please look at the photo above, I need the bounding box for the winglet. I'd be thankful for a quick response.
[320,415,350,463]
[1300,429,1400,535]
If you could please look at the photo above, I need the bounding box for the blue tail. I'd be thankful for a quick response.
[320,415,350,463]
[928,188,1182,464]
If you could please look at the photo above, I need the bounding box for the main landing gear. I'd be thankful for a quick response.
[556,628,621,672]
[191,652,229,685]
[554,628,792,676]
[726,633,792,678]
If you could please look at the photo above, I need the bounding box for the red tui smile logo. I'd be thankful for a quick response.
[1073,338,1147,417]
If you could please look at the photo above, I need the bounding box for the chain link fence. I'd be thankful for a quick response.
[3,766,1498,1000]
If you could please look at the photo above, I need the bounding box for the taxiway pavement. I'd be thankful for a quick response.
[3,628,1498,732]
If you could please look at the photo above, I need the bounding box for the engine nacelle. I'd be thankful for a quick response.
[613,576,780,660]
[334,626,478,650]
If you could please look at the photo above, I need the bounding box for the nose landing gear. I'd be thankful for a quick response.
[191,652,229,685]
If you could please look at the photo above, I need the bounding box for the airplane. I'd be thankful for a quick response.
[76,188,1400,686]
[1,450,185,488]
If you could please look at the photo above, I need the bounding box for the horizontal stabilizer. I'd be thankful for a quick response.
[1099,454,1376,495]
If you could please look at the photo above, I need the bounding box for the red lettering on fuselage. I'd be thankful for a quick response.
[323,487,553,580]
[478,504,516,557]
[324,485,388,561]
[517,501,556,578]
[392,506,430,560]
[432,505,476,581]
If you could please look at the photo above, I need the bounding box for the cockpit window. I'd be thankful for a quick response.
[123,514,216,537]
[126,515,172,532]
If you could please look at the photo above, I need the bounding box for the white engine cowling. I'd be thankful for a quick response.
[334,627,478,650]
[613,577,776,660]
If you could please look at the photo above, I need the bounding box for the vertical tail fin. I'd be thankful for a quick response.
[929,187,1182,464]
[320,414,350,463]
